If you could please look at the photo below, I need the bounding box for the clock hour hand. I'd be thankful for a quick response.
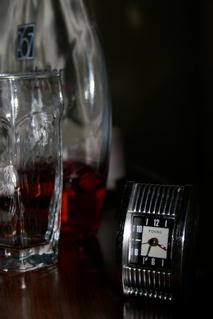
[141,241,149,245]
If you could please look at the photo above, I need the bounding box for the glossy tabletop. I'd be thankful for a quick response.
[0,199,211,319]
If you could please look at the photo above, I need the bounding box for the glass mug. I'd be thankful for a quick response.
[0,71,64,272]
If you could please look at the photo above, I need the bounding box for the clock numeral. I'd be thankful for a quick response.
[162,259,165,267]
[164,220,168,228]
[151,258,155,266]
[136,225,142,233]
[154,219,160,227]
[146,218,149,225]
[134,248,139,256]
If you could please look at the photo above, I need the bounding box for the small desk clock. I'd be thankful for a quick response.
[118,182,199,301]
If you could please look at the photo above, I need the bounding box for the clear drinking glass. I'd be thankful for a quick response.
[0,71,64,272]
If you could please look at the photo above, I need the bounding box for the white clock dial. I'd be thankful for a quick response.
[141,226,169,259]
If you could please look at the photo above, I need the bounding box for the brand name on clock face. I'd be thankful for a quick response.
[148,229,162,235]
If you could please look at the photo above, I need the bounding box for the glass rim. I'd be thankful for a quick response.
[0,70,61,80]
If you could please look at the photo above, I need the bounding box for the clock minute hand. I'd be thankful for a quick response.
[157,243,167,251]
[146,244,151,257]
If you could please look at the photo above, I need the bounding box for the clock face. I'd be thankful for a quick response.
[130,215,174,269]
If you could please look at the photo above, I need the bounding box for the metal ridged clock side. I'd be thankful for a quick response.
[121,182,192,301]
[123,266,172,300]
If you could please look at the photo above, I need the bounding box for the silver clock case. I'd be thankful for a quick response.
[121,183,198,301]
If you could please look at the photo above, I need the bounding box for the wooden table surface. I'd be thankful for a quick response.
[0,200,211,319]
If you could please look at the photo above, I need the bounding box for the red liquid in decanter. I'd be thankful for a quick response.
[61,160,106,241]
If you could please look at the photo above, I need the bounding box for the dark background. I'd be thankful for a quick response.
[84,0,213,269]
[84,0,213,188]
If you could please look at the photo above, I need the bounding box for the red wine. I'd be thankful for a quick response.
[18,162,56,247]
[61,161,106,241]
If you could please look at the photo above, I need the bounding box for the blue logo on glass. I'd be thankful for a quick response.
[16,23,36,60]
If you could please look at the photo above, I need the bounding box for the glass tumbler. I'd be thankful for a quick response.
[0,71,64,272]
